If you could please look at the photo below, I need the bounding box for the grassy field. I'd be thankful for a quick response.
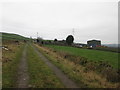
[45,45,119,69]
[2,42,25,87]
[1,32,30,41]
[27,44,64,88]
[35,44,119,88]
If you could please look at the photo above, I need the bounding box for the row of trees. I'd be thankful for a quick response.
[37,35,74,45]
[54,35,74,45]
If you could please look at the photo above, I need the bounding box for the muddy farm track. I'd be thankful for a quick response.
[17,45,29,88]
[16,44,78,88]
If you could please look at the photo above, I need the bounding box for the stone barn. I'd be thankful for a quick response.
[87,40,101,48]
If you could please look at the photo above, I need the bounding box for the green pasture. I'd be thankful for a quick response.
[45,45,119,69]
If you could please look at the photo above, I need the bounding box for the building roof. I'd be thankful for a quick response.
[87,39,101,42]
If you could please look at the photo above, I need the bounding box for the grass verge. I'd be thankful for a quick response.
[2,43,25,88]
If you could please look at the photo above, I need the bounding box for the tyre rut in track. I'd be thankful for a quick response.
[17,45,29,88]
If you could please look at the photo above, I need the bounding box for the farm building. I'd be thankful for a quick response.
[87,40,101,48]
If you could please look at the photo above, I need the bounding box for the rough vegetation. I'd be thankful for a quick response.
[2,41,25,87]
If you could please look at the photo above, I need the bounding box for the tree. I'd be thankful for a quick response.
[37,39,39,42]
[54,38,57,42]
[66,35,74,45]
[37,37,43,43]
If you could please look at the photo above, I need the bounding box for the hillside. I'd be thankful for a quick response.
[0,32,30,41]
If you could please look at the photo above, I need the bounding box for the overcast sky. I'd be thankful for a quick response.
[0,1,118,44]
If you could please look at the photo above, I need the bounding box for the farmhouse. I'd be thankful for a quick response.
[87,40,101,48]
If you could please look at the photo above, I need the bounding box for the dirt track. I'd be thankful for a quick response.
[17,45,29,88]
[16,44,78,88]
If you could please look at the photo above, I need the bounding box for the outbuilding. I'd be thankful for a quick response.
[87,40,101,48]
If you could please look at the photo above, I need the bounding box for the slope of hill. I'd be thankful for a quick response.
[0,32,30,41]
